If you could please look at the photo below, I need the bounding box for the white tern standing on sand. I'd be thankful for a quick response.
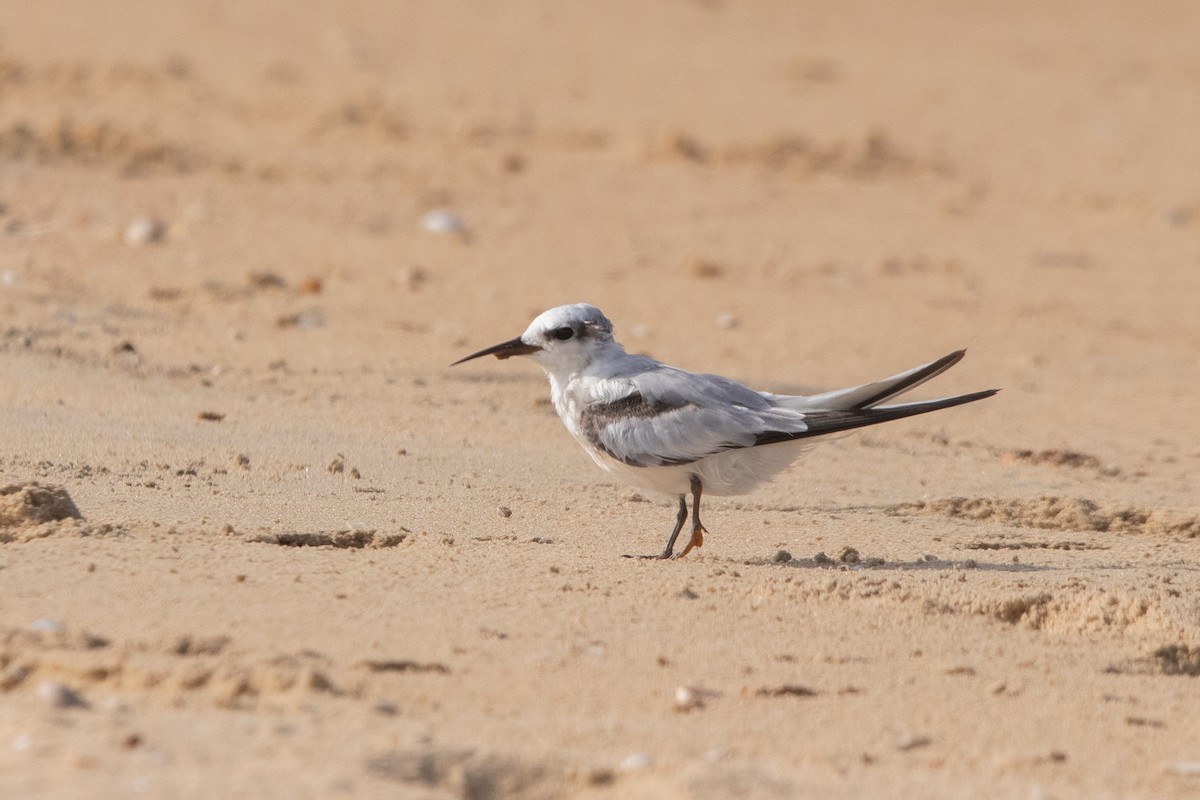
[452,303,997,559]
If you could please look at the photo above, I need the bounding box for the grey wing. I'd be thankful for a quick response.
[582,355,997,467]
[582,368,808,467]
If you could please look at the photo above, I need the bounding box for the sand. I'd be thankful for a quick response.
[1,2,1199,797]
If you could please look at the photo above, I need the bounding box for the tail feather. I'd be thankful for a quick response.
[754,388,998,447]
[772,350,967,412]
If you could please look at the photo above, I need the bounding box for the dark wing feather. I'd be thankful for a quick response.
[753,390,998,447]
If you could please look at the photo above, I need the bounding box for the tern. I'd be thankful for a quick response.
[452,304,997,559]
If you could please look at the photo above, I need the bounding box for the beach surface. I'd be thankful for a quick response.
[2,2,1199,797]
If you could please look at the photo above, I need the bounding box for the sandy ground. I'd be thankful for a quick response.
[2,2,1199,798]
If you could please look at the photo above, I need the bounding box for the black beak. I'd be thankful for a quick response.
[450,336,542,366]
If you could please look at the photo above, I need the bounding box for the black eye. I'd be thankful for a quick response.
[552,326,575,341]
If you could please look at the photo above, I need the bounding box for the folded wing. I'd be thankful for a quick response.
[581,354,997,468]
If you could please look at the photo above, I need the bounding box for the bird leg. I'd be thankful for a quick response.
[672,475,707,559]
[623,495,688,559]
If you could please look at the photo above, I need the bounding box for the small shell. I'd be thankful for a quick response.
[29,619,65,633]
[619,753,652,771]
[674,685,703,712]
[124,216,165,246]
[36,680,87,709]
[673,684,719,712]
[1164,762,1200,776]
[421,209,466,235]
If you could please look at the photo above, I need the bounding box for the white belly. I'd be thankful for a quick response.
[551,371,819,498]
[578,436,817,498]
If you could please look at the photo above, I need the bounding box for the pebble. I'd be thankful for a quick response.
[673,685,719,712]
[29,619,65,633]
[895,733,931,752]
[399,265,428,291]
[247,271,287,289]
[619,753,652,771]
[276,308,325,330]
[684,256,724,279]
[297,276,323,294]
[772,549,792,563]
[674,686,703,712]
[1,664,30,690]
[1163,207,1194,228]
[36,680,87,709]
[124,216,165,246]
[1164,762,1200,776]
[421,209,466,236]
[715,312,739,329]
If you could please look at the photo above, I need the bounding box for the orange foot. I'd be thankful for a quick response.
[672,525,706,559]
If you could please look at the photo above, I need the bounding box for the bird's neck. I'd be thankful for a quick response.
[543,341,627,413]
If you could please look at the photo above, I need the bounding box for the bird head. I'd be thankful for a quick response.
[451,303,616,374]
